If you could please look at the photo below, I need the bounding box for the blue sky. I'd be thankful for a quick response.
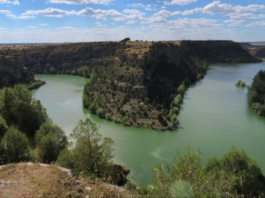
[0,0,265,43]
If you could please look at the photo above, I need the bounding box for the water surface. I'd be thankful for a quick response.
[33,62,265,185]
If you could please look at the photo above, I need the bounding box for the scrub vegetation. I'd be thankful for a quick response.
[248,70,265,116]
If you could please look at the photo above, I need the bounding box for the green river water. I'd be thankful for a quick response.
[32,62,265,185]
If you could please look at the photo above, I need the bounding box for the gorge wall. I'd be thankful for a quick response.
[0,40,259,130]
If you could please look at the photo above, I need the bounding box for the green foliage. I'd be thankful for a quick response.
[71,69,77,75]
[1,126,31,163]
[235,80,246,88]
[50,67,56,74]
[178,84,185,95]
[35,121,68,163]
[248,70,265,116]
[78,66,89,77]
[27,80,46,91]
[97,108,105,118]
[89,101,99,114]
[169,181,194,198]
[121,116,128,125]
[57,118,114,179]
[0,85,48,136]
[151,147,265,197]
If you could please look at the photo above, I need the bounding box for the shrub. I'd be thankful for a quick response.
[1,126,31,162]
[35,121,68,163]
[57,118,114,179]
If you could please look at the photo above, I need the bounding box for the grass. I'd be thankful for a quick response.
[0,163,135,198]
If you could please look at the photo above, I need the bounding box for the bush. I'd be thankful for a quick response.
[1,126,31,163]
[57,118,114,179]
[35,121,68,163]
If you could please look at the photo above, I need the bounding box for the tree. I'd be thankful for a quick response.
[50,67,56,74]
[35,121,68,163]
[57,118,114,178]
[1,126,31,163]
[178,84,185,95]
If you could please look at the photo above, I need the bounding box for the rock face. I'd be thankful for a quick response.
[0,56,34,88]
[0,40,259,130]
[255,48,265,57]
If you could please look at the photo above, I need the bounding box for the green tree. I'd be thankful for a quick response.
[57,118,114,178]
[50,67,56,74]
[1,126,31,163]
[178,84,185,95]
[35,121,68,163]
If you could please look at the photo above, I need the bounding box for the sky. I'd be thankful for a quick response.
[0,0,265,43]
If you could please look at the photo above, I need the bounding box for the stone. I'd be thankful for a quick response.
[85,186,93,191]
[27,162,33,166]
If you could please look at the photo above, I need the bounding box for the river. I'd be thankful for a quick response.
[32,62,265,185]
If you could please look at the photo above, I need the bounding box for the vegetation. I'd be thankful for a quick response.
[35,121,68,163]
[57,118,118,183]
[126,147,265,197]
[248,70,265,116]
[235,79,246,87]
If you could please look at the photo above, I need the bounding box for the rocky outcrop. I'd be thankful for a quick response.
[0,56,34,88]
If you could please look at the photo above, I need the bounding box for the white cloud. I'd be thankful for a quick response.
[161,6,166,9]
[228,13,265,20]
[224,19,245,27]
[39,23,48,26]
[245,21,265,27]
[27,25,36,28]
[0,0,11,4]
[169,0,197,5]
[22,7,76,17]
[0,9,34,19]
[95,22,107,27]
[48,0,113,5]
[127,3,145,8]
[184,1,265,16]
[13,0,19,5]
[56,26,74,29]
[154,10,181,17]
[0,10,12,14]
[182,9,194,15]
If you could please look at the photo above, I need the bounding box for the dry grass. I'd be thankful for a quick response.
[0,163,134,198]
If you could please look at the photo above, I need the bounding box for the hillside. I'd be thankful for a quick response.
[0,56,34,88]
[0,163,133,198]
[0,40,259,130]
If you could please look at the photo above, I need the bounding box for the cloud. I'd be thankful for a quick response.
[127,3,157,11]
[184,1,265,16]
[27,25,36,28]
[154,10,181,17]
[0,0,11,4]
[245,21,265,27]
[168,0,197,5]
[39,23,48,26]
[224,19,245,27]
[95,22,107,27]
[0,10,12,14]
[13,0,19,5]
[127,3,145,8]
[0,9,34,19]
[22,7,76,17]
[56,26,74,29]
[48,0,113,5]
[228,13,265,20]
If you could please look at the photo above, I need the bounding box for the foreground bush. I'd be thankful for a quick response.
[57,118,115,180]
